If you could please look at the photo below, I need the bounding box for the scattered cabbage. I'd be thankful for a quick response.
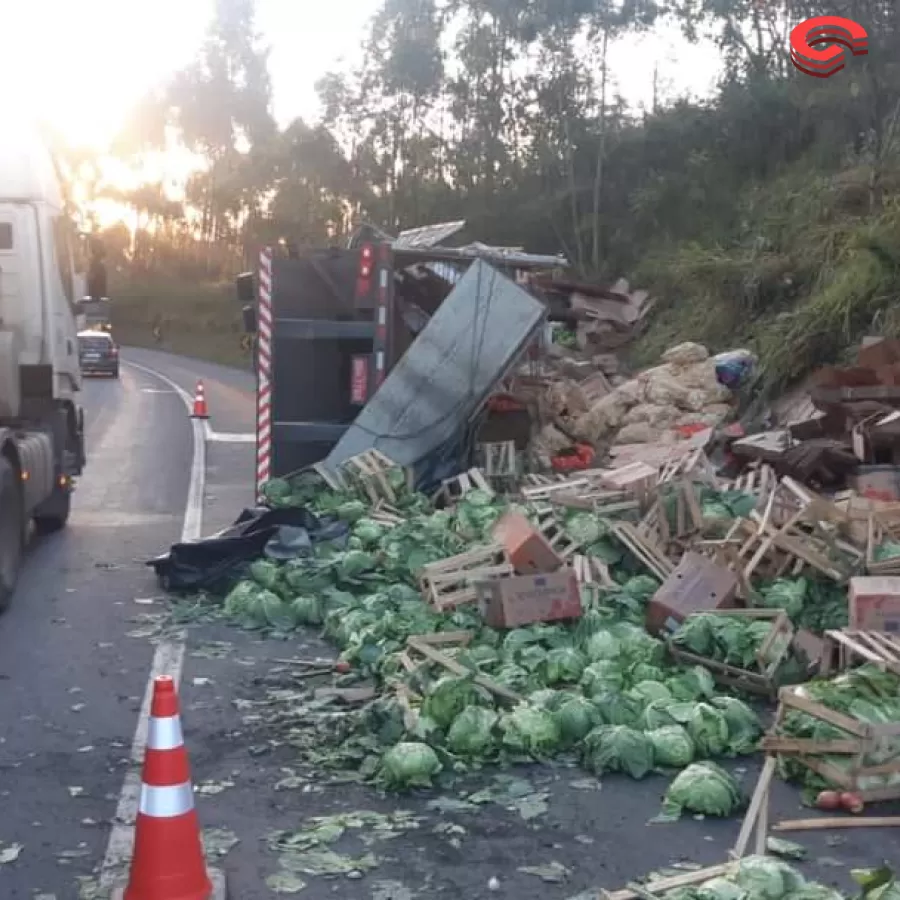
[422,677,487,729]
[593,692,644,727]
[353,518,386,546]
[291,595,324,626]
[666,666,716,702]
[335,500,368,522]
[627,680,673,707]
[660,761,742,819]
[249,559,280,590]
[379,742,442,789]
[585,630,622,661]
[494,663,533,693]
[735,856,806,900]
[630,663,667,684]
[541,647,587,684]
[336,550,377,580]
[223,581,258,620]
[582,725,654,779]
[555,695,600,746]
[528,689,566,711]
[647,725,695,768]
[711,696,762,755]
[684,703,730,758]
[446,707,498,757]
[696,877,748,900]
[581,660,626,695]
[500,704,561,757]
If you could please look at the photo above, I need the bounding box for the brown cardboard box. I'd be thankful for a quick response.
[646,552,739,637]
[475,569,582,629]
[849,576,900,632]
[491,511,564,574]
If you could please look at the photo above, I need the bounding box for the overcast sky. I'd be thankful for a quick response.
[1,0,721,149]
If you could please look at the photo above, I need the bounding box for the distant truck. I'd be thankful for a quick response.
[0,126,87,611]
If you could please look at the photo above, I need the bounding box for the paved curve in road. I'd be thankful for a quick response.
[1,348,898,900]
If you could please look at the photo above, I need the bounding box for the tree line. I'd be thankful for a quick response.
[56,0,900,294]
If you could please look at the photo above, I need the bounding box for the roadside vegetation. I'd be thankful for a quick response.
[61,0,900,390]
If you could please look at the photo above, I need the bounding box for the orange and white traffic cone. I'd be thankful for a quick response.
[122,676,212,900]
[191,381,209,419]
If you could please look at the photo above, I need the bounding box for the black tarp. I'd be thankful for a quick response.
[148,507,349,594]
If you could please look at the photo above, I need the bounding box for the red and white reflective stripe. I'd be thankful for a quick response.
[256,247,274,499]
[138,781,195,818]
[148,715,184,751]
[374,249,389,387]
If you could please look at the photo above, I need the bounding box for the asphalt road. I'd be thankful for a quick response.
[0,348,897,900]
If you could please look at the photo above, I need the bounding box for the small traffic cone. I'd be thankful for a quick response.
[122,676,212,900]
[191,381,208,419]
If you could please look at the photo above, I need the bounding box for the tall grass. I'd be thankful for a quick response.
[630,160,900,393]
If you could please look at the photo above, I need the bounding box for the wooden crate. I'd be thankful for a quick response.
[571,553,615,588]
[433,467,494,505]
[419,545,513,611]
[667,608,796,698]
[533,508,580,559]
[819,629,900,677]
[763,684,900,802]
[339,450,409,503]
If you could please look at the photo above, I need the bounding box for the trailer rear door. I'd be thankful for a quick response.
[265,244,392,477]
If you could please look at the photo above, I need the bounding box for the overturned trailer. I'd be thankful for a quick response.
[236,227,564,496]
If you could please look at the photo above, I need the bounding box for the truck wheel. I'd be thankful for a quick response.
[33,484,71,535]
[0,457,24,612]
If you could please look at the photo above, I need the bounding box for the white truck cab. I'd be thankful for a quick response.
[0,123,87,610]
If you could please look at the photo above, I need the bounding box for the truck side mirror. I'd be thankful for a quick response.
[236,272,255,306]
[242,305,257,333]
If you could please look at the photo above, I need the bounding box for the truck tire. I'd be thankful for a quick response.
[0,456,24,612]
[33,484,71,535]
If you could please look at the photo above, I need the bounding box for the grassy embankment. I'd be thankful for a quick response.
[110,278,252,370]
[630,161,900,393]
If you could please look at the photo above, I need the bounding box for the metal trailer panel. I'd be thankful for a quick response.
[323,259,546,472]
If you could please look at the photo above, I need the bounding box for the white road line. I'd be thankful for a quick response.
[208,430,255,443]
[99,359,207,887]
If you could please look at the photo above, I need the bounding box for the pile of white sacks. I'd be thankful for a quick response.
[573,342,735,446]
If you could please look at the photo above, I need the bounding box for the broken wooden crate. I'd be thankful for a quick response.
[716,481,861,584]
[418,544,513,612]
[611,520,675,582]
[819,628,900,677]
[666,608,796,698]
[533,507,581,560]
[433,467,494,505]
[763,684,900,802]
[400,631,522,705]
[338,449,410,503]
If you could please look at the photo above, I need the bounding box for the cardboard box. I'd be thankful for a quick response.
[849,576,900,632]
[646,552,739,637]
[491,511,564,574]
[475,569,582,629]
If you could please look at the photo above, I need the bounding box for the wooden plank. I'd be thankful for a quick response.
[731,755,777,858]
[773,817,900,831]
[601,865,736,900]
[406,637,522,704]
